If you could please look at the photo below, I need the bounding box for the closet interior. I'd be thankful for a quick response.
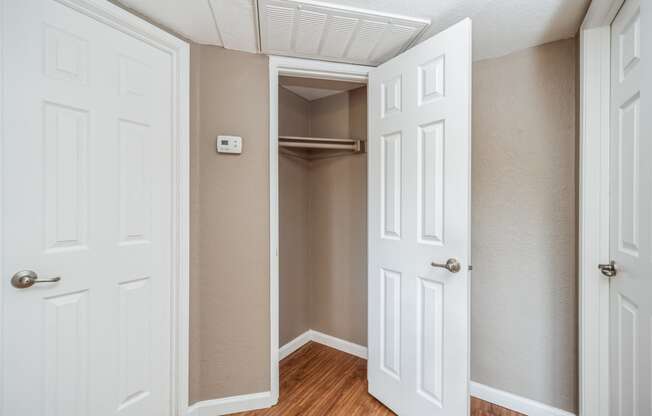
[278,75,368,352]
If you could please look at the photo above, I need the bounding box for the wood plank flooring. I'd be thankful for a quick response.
[470,397,525,416]
[235,342,524,416]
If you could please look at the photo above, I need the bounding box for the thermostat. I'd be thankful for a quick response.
[216,135,242,154]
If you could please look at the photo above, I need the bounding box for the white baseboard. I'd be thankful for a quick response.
[187,391,275,416]
[278,330,313,360]
[309,330,367,359]
[470,382,576,416]
[279,329,368,361]
[190,331,366,415]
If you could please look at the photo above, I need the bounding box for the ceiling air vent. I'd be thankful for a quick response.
[258,0,430,66]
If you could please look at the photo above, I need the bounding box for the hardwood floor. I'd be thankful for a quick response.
[470,397,525,416]
[235,342,524,416]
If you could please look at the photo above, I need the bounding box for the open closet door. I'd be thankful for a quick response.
[368,18,472,416]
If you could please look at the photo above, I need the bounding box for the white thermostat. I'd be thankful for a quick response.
[216,135,242,154]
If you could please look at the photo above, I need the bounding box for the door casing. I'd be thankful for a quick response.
[268,56,372,404]
[0,0,191,414]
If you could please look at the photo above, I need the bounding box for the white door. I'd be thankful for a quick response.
[609,0,652,414]
[2,1,174,415]
[368,19,472,415]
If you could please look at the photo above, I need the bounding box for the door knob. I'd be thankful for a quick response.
[11,270,61,289]
[431,258,461,273]
[598,261,617,278]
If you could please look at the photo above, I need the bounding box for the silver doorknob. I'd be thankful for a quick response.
[11,270,61,289]
[431,258,461,273]
[598,261,617,278]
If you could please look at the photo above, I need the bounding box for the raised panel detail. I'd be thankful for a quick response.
[44,26,89,84]
[417,278,443,406]
[418,56,444,106]
[118,120,151,245]
[381,132,401,239]
[44,102,89,252]
[118,278,151,411]
[417,121,444,245]
[44,291,89,416]
[380,269,401,380]
[381,76,402,118]
[119,56,150,97]
[618,95,640,257]
[617,294,638,415]
[619,11,640,81]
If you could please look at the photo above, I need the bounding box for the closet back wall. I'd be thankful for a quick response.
[279,86,368,347]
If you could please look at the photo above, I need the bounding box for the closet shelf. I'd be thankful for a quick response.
[279,135,365,153]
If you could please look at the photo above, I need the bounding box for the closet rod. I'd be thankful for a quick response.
[279,135,358,144]
[279,142,357,150]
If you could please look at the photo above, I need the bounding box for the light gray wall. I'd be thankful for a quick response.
[471,38,577,412]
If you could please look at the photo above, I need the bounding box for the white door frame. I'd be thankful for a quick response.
[0,0,190,415]
[268,56,371,403]
[578,0,623,415]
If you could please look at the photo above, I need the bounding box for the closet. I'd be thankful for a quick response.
[277,75,368,352]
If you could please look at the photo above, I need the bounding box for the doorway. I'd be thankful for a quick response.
[268,17,473,416]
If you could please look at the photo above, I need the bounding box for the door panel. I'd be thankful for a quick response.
[368,18,472,416]
[610,0,651,414]
[2,1,174,415]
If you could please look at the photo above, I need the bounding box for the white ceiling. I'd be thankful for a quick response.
[281,85,346,101]
[280,76,365,100]
[118,0,590,62]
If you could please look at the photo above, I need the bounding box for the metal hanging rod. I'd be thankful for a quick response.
[278,135,364,152]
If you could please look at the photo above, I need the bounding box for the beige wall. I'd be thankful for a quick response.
[190,45,270,403]
[188,42,202,405]
[308,92,350,139]
[279,155,311,345]
[189,41,578,409]
[279,87,310,137]
[278,88,311,345]
[278,88,368,347]
[308,154,367,346]
[471,39,577,412]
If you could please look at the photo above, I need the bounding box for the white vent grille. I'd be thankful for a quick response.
[265,4,295,50]
[259,0,430,66]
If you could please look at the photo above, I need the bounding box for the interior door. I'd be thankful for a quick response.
[2,1,174,415]
[368,18,472,415]
[609,0,652,414]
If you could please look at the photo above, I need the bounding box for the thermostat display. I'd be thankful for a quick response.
[216,135,242,154]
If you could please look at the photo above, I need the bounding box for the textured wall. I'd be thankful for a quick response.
[193,46,270,402]
[278,87,368,347]
[278,88,311,346]
[188,42,202,405]
[307,153,367,346]
[307,88,367,345]
[471,39,577,412]
[308,92,350,139]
